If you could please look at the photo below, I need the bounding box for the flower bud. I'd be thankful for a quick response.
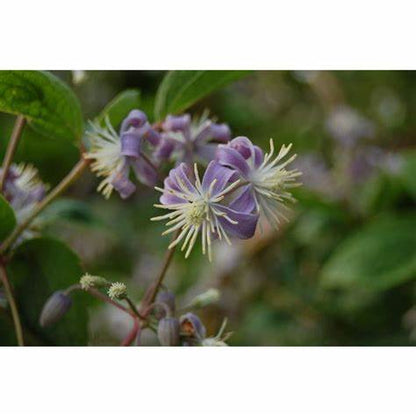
[179,312,206,339]
[39,291,72,328]
[163,114,191,132]
[79,273,109,290]
[108,282,127,300]
[120,109,148,133]
[157,317,180,346]
[188,288,220,309]
[155,291,176,318]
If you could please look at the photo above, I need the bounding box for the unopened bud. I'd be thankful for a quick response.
[157,317,180,346]
[80,273,109,290]
[179,312,206,339]
[155,291,176,318]
[188,288,220,309]
[39,291,72,327]
[108,282,127,300]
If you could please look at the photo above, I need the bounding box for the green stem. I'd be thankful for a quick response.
[0,157,89,253]
[0,115,26,191]
[0,260,24,346]
[143,230,180,309]
[124,296,145,319]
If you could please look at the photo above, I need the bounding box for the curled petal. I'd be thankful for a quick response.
[133,157,158,188]
[120,132,141,158]
[216,205,258,239]
[120,109,148,133]
[216,145,251,177]
[229,184,256,213]
[210,123,231,142]
[144,128,161,147]
[201,161,237,196]
[111,171,136,199]
[163,114,191,132]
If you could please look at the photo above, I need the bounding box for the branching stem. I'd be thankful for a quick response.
[0,157,90,253]
[0,260,24,346]
[0,115,26,191]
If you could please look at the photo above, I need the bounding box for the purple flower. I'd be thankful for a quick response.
[216,137,301,228]
[151,161,258,260]
[85,110,161,199]
[326,105,374,147]
[160,112,231,165]
[2,163,48,242]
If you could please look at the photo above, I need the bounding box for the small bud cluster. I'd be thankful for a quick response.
[153,289,229,347]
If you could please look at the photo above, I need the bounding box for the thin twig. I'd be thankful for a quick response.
[121,318,139,346]
[0,115,26,192]
[86,287,133,316]
[0,157,90,253]
[0,260,24,346]
[144,230,180,308]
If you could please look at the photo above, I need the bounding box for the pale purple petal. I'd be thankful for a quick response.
[210,123,231,142]
[193,121,212,144]
[111,172,136,199]
[144,128,161,146]
[201,161,236,196]
[216,145,250,177]
[120,132,141,158]
[216,205,258,239]
[228,185,256,213]
[195,143,218,163]
[133,157,158,188]
[160,163,196,205]
[153,137,176,162]
[120,109,147,133]
[163,114,191,132]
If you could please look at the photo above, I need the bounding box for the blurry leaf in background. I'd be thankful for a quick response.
[41,198,103,227]
[398,150,416,200]
[154,70,251,120]
[0,71,83,143]
[0,194,16,241]
[321,214,416,291]
[8,237,88,345]
[96,89,141,129]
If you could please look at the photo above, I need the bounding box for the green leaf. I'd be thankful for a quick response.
[41,198,102,227]
[154,70,251,120]
[398,150,416,200]
[321,214,416,291]
[0,71,83,143]
[97,89,141,129]
[0,194,16,241]
[8,237,88,345]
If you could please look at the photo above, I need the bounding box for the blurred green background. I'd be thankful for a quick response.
[1,71,415,345]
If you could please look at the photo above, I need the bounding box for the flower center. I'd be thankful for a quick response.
[186,199,207,227]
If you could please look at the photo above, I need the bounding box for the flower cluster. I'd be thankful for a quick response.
[1,163,48,242]
[86,108,301,260]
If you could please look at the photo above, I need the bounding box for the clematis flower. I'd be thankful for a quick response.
[216,136,301,228]
[160,112,231,165]
[1,163,48,243]
[151,161,258,261]
[85,110,160,199]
